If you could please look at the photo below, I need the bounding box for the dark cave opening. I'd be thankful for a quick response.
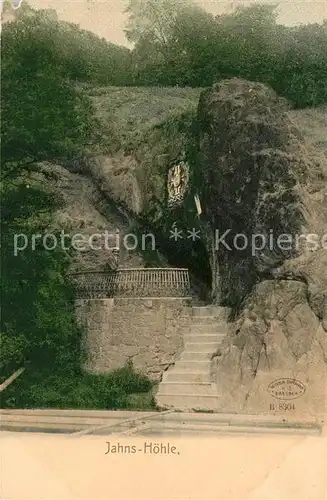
[154,231,212,301]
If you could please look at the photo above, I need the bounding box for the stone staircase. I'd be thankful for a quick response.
[155,305,230,411]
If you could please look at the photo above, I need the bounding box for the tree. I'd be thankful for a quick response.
[1,6,90,380]
[124,0,191,52]
[125,0,215,84]
[1,8,95,182]
[0,3,155,410]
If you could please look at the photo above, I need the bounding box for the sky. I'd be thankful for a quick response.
[26,0,327,47]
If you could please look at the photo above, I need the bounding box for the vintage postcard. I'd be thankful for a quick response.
[1,0,327,498]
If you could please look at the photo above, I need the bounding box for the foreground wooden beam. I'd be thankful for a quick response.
[0,367,25,392]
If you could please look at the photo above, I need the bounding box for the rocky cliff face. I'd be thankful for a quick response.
[195,79,327,415]
[196,79,325,306]
[35,87,201,275]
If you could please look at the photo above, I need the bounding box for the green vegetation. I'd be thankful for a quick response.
[0,181,156,409]
[2,362,156,410]
[87,86,201,154]
[125,0,327,108]
[1,3,154,409]
[1,0,326,409]
[2,1,132,86]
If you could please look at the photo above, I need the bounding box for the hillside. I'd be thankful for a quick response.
[40,86,205,282]
[2,1,326,411]
[36,86,327,295]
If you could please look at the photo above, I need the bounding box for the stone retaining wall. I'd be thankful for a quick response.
[75,297,192,380]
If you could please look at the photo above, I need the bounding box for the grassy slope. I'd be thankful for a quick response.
[86,85,327,150]
[86,86,202,152]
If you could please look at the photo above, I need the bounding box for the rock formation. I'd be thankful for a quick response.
[35,80,326,415]
[194,79,326,416]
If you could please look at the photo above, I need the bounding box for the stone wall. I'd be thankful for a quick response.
[75,297,192,380]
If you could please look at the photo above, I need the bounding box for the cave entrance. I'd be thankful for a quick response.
[156,234,212,302]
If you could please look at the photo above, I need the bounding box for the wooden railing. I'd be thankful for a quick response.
[69,268,191,299]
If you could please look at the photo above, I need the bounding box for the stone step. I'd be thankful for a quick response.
[175,360,211,371]
[184,333,225,343]
[184,342,220,353]
[157,382,216,396]
[192,306,232,320]
[190,324,225,334]
[212,306,232,321]
[156,393,219,411]
[190,315,216,324]
[192,306,213,317]
[162,371,211,383]
[143,423,321,436]
[180,351,212,361]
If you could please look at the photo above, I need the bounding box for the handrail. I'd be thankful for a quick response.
[70,268,189,274]
[69,268,191,299]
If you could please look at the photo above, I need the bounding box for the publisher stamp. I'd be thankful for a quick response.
[268,378,306,400]
[268,378,306,412]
